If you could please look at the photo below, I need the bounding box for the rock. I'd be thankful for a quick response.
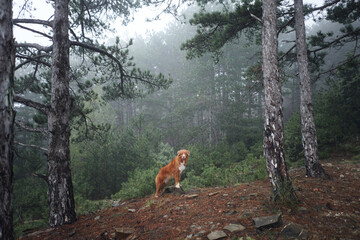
[115,227,135,239]
[223,223,246,232]
[185,194,199,199]
[280,222,308,239]
[252,213,282,230]
[326,202,333,210]
[207,230,227,240]
[94,216,100,220]
[224,210,237,216]
[128,209,136,213]
[112,201,120,207]
[226,202,234,206]
[298,207,310,214]
[209,191,220,197]
[68,228,76,237]
[195,230,207,237]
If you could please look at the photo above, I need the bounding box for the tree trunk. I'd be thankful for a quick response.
[262,0,298,202]
[47,0,76,227]
[294,0,328,178]
[0,0,15,238]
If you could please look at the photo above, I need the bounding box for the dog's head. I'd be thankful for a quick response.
[177,149,190,161]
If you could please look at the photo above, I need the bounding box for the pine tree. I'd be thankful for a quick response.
[47,0,77,226]
[294,0,328,178]
[262,0,298,202]
[0,0,15,238]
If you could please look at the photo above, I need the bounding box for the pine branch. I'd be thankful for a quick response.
[15,119,48,135]
[32,173,48,182]
[15,54,51,70]
[308,0,342,12]
[13,95,50,115]
[14,141,48,152]
[14,23,52,39]
[279,44,296,62]
[315,53,360,80]
[70,40,126,92]
[15,43,53,52]
[250,13,262,24]
[13,18,52,27]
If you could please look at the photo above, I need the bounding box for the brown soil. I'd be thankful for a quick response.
[19,159,360,240]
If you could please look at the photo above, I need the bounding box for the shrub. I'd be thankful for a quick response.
[111,166,158,200]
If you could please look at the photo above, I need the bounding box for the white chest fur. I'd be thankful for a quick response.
[179,161,186,174]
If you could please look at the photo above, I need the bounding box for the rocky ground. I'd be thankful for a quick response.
[19,158,360,240]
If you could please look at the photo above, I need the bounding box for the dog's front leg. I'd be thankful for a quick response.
[174,170,181,188]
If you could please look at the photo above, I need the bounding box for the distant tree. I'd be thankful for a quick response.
[294,0,328,178]
[262,0,298,202]
[0,0,15,238]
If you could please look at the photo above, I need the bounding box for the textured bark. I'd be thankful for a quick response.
[0,0,15,239]
[294,0,328,178]
[47,0,76,227]
[262,0,298,202]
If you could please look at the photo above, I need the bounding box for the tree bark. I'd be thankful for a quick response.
[47,0,76,227]
[262,0,298,202]
[0,0,15,238]
[294,0,328,178]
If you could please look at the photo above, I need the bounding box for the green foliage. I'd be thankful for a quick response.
[14,219,47,239]
[12,132,48,238]
[182,148,267,189]
[181,0,262,59]
[71,121,164,200]
[75,195,110,215]
[284,112,303,162]
[111,166,159,200]
[285,56,360,161]
[111,143,174,200]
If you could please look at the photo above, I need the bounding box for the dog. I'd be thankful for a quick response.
[155,149,190,197]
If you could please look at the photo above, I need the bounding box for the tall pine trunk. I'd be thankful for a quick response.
[262,0,298,202]
[294,0,328,178]
[47,0,76,226]
[0,0,15,238]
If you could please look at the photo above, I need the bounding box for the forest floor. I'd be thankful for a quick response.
[19,157,360,240]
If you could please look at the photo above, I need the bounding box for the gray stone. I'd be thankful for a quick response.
[185,194,199,199]
[128,208,136,213]
[115,227,134,239]
[207,230,227,240]
[195,230,207,237]
[252,213,282,230]
[223,223,246,232]
[112,201,120,207]
[280,222,308,239]
[298,207,310,214]
[94,216,100,220]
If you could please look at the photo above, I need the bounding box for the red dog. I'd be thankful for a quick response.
[155,149,190,197]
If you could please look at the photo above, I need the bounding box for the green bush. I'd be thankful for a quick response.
[111,143,175,200]
[183,153,267,189]
[111,166,158,200]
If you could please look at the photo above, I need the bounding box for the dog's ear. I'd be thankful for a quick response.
[177,150,181,156]
[187,150,190,156]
